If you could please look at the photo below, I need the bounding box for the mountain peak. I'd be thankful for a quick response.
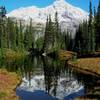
[53,0,67,5]
[7,1,88,35]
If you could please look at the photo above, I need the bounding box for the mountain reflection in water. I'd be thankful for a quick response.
[15,56,84,100]
[0,55,99,100]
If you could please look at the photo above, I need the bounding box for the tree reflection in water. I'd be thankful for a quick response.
[0,56,99,98]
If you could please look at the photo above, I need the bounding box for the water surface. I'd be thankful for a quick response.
[0,55,99,100]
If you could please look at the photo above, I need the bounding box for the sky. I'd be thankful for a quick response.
[0,0,99,13]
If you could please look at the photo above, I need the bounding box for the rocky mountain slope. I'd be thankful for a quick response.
[7,0,88,34]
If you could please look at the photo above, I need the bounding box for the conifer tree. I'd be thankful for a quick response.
[42,16,49,52]
[94,7,97,18]
[74,24,83,54]
[95,0,100,50]
[60,31,71,50]
[65,31,71,50]
[28,19,34,48]
[74,21,89,55]
[54,12,60,50]
[15,21,19,50]
[89,1,95,53]
[43,15,54,53]
[24,25,29,50]
[0,6,7,49]
[19,20,24,51]
[93,6,96,36]
[88,1,93,52]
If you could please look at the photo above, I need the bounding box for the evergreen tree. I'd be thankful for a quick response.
[95,0,100,50]
[0,7,36,53]
[68,33,74,51]
[74,1,96,55]
[1,19,8,48]
[74,24,83,54]
[19,20,24,51]
[60,31,70,50]
[82,21,89,54]
[88,1,95,53]
[0,6,6,18]
[43,15,54,53]
[93,6,97,38]
[7,18,17,50]
[88,1,93,52]
[48,15,54,49]
[28,18,34,48]
[0,6,7,49]
[42,16,49,52]
[0,19,2,48]
[65,31,71,50]
[54,12,60,50]
[94,7,97,18]
[15,21,19,50]
[24,25,29,50]
[74,21,90,55]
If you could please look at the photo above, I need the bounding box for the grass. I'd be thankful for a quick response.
[68,58,100,75]
[0,48,27,99]
[68,57,100,100]
[59,51,100,100]
[0,48,28,61]
[58,50,77,61]
[0,69,21,100]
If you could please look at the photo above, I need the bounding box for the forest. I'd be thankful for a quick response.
[0,1,100,100]
[0,1,100,57]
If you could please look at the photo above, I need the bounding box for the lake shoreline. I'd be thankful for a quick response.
[58,50,100,76]
[67,57,100,100]
[68,58,100,77]
[0,50,100,100]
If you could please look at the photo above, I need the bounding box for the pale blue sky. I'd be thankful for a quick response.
[0,0,99,12]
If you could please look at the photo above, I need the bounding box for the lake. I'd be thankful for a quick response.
[0,55,99,100]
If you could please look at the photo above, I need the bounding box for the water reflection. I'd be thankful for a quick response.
[42,56,84,99]
[14,56,84,100]
[1,55,95,100]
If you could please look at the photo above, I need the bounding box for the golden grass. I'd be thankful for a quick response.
[0,49,28,63]
[4,49,26,59]
[58,50,76,60]
[68,58,100,75]
[0,69,21,100]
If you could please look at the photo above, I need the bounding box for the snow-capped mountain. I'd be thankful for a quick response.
[7,0,88,34]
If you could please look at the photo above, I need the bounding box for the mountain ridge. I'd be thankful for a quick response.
[7,0,88,34]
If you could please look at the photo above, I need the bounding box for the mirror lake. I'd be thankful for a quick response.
[0,55,99,100]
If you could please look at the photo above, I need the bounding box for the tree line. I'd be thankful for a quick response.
[0,7,40,53]
[74,0,100,56]
[0,7,72,54]
[43,12,73,53]
[43,0,100,56]
[0,17,34,52]
[0,0,100,56]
